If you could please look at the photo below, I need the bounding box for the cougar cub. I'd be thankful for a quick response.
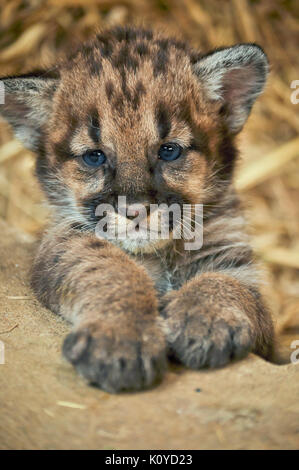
[1,27,274,393]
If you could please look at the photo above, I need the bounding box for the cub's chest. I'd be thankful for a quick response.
[135,256,174,295]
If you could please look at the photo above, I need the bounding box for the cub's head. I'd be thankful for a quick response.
[0,27,268,252]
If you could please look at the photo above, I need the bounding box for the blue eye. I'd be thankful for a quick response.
[82,150,106,167]
[158,143,182,161]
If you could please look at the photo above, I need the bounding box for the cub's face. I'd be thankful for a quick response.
[1,28,268,252]
[47,37,217,248]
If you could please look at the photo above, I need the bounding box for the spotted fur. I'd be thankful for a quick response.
[0,27,274,392]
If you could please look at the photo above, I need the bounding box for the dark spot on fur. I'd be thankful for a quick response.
[190,129,210,156]
[89,60,102,76]
[113,27,138,42]
[82,44,94,57]
[135,42,149,56]
[112,44,139,73]
[52,114,78,161]
[155,38,169,50]
[88,109,100,144]
[69,222,86,231]
[131,80,146,110]
[105,81,114,100]
[156,102,171,139]
[82,46,102,75]
[84,266,99,273]
[188,338,196,346]
[217,127,238,178]
[53,254,61,265]
[96,35,113,58]
[139,30,153,41]
[153,41,169,76]
[89,240,105,250]
[53,137,72,161]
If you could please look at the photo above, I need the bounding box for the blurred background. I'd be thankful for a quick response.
[0,0,298,343]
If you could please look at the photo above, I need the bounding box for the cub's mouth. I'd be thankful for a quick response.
[94,204,176,243]
[80,193,203,253]
[82,192,184,231]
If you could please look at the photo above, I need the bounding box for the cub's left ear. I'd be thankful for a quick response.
[193,44,269,134]
[0,74,59,151]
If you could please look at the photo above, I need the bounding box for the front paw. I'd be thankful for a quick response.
[162,297,254,369]
[62,322,167,393]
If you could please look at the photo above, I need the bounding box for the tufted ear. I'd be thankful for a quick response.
[193,44,269,134]
[0,73,59,151]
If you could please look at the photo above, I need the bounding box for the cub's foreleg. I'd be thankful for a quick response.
[161,272,274,368]
[31,226,166,392]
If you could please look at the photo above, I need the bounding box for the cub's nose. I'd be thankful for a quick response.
[125,202,151,220]
[126,209,140,220]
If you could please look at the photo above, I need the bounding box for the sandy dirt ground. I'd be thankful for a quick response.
[0,219,298,450]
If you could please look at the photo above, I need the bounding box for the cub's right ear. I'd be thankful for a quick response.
[193,44,269,134]
[0,73,59,152]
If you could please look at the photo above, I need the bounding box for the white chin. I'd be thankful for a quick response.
[114,236,172,254]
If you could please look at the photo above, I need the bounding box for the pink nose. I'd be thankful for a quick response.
[126,209,139,220]
[125,202,150,220]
